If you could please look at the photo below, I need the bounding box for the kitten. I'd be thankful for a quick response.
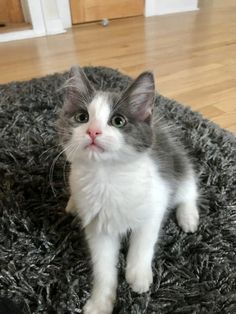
[57,67,199,314]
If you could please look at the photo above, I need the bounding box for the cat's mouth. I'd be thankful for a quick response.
[85,142,105,152]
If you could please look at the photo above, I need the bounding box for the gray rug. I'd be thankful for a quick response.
[0,66,236,314]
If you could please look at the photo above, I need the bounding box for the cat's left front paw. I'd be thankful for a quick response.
[126,264,153,294]
[176,204,199,233]
[84,297,114,314]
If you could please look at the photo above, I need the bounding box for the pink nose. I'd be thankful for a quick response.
[87,129,102,140]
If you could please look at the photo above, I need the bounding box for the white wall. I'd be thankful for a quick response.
[145,0,198,17]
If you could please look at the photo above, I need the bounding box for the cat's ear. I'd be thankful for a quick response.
[63,66,94,113]
[68,66,94,95]
[120,72,155,122]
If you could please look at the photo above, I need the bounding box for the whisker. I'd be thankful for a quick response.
[49,143,75,196]
[40,144,61,160]
[62,158,69,188]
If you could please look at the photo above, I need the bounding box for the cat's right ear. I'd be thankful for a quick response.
[67,66,94,95]
[63,66,94,113]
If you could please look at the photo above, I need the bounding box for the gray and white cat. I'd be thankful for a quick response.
[57,67,199,314]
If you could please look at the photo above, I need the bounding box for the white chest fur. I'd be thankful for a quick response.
[69,155,168,234]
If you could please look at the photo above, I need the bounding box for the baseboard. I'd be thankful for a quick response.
[0,30,45,43]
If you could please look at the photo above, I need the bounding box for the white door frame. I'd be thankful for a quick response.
[0,0,71,43]
[56,0,72,29]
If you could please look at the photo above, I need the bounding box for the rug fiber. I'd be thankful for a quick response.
[0,67,236,314]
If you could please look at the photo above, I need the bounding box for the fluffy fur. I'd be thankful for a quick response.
[57,67,199,314]
[0,66,235,314]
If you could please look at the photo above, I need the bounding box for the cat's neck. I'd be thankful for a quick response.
[71,150,151,170]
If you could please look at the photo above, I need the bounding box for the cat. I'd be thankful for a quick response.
[57,66,199,314]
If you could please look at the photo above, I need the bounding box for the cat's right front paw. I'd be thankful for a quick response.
[83,297,113,314]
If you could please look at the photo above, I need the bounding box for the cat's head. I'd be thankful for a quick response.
[57,67,155,163]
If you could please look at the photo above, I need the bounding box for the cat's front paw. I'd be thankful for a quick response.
[83,297,114,314]
[176,204,199,233]
[126,264,153,294]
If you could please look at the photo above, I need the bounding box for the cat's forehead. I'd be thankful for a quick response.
[88,92,117,121]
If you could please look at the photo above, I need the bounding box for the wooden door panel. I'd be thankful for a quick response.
[70,0,144,24]
[0,0,24,23]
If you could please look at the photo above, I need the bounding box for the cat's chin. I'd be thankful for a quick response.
[83,145,109,162]
[83,148,122,163]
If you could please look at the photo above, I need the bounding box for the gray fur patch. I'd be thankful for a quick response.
[151,113,191,183]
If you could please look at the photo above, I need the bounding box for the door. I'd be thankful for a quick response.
[70,0,144,24]
[0,0,24,24]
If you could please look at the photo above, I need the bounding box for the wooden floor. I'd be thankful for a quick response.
[0,0,235,132]
[0,23,32,34]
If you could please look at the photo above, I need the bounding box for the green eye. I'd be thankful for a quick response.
[111,115,126,128]
[74,112,89,123]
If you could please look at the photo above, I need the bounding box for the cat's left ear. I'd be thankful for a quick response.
[120,71,155,122]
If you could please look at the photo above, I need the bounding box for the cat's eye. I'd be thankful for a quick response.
[111,115,127,128]
[74,112,89,123]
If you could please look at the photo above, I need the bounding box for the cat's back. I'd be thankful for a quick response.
[151,113,192,183]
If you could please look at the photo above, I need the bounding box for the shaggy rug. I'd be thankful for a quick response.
[0,66,235,314]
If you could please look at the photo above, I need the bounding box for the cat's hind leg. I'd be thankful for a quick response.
[65,196,77,215]
[175,173,199,233]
